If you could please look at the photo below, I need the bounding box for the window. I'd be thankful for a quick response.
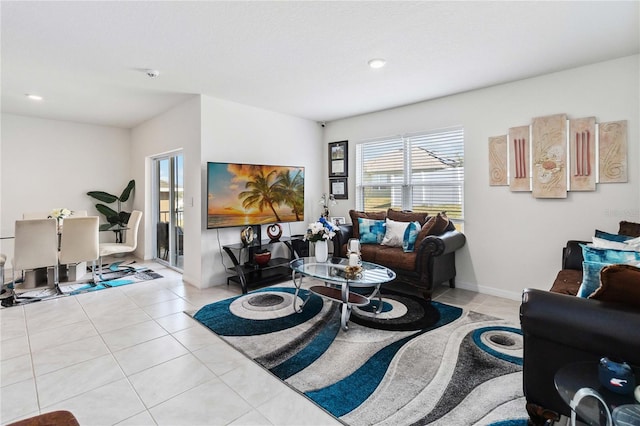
[356,127,464,225]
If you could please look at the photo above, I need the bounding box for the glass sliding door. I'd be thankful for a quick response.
[154,153,184,270]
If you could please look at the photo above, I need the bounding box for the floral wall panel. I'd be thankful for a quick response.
[599,120,628,183]
[569,117,596,191]
[508,126,531,192]
[489,135,508,186]
[532,114,567,198]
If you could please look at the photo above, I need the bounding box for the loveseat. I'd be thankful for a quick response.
[520,220,640,425]
[332,209,466,300]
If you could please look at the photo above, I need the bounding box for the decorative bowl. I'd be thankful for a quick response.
[254,251,271,267]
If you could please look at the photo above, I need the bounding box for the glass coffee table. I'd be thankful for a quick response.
[289,257,396,331]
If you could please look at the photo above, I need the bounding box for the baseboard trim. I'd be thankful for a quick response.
[452,280,523,301]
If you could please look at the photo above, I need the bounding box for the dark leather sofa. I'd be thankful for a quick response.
[332,220,466,300]
[520,220,640,425]
[548,239,588,295]
[520,289,640,425]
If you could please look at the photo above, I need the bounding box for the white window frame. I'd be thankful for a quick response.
[355,127,464,224]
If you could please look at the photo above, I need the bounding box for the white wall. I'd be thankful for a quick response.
[0,114,131,261]
[131,96,201,286]
[323,55,640,300]
[200,95,322,288]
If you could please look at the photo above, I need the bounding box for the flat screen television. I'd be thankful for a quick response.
[207,162,305,229]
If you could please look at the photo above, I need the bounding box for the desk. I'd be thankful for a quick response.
[555,362,639,425]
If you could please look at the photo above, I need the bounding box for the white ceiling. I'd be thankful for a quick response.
[2,1,639,129]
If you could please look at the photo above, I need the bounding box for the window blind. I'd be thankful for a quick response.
[356,127,464,221]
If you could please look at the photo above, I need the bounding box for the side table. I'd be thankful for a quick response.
[555,361,640,426]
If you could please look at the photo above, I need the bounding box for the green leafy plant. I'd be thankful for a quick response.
[87,179,135,230]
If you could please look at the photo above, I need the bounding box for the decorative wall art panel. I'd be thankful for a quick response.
[569,117,596,191]
[488,135,508,186]
[489,113,628,199]
[508,126,531,192]
[599,120,628,183]
[532,114,567,198]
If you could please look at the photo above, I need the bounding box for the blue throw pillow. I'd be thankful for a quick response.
[358,218,386,244]
[594,229,632,243]
[402,221,420,253]
[581,244,640,264]
[577,260,609,298]
[577,244,640,299]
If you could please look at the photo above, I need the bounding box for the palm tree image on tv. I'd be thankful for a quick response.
[207,162,304,228]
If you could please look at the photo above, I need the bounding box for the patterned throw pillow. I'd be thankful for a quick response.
[358,218,386,244]
[581,244,640,263]
[576,244,640,298]
[577,260,609,298]
[595,229,632,243]
[349,210,386,239]
[402,221,421,253]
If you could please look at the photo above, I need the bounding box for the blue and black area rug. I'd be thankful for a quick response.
[192,284,527,425]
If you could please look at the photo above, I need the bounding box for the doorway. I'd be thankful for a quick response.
[153,153,184,270]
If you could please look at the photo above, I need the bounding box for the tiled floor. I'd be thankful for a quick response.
[1,259,522,425]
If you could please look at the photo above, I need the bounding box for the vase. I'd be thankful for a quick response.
[315,240,328,262]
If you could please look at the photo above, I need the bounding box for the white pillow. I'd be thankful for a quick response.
[381,218,408,247]
[592,236,640,252]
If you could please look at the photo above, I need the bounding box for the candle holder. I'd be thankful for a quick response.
[346,238,362,267]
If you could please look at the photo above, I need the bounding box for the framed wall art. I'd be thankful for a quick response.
[532,113,567,199]
[328,140,348,177]
[330,216,346,226]
[488,135,508,186]
[330,177,348,199]
[508,126,531,192]
[599,120,628,183]
[488,113,628,199]
[569,117,596,191]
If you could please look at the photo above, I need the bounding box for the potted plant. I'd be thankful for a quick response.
[87,180,135,231]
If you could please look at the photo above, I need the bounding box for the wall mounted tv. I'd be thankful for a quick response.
[207,162,305,229]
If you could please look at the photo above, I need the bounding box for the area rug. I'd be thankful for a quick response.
[191,283,528,426]
[1,263,163,308]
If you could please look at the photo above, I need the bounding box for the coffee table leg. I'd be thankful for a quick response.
[341,303,351,331]
[367,284,384,314]
[341,283,352,330]
[291,270,310,313]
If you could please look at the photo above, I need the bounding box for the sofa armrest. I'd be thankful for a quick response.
[562,240,588,271]
[417,230,466,257]
[332,224,353,257]
[520,288,640,417]
[521,289,640,356]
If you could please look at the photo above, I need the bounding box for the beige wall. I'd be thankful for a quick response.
[0,114,131,262]
[199,95,322,288]
[131,96,201,286]
[323,55,640,300]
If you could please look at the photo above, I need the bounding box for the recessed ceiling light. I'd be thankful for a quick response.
[368,58,386,69]
[25,94,43,101]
